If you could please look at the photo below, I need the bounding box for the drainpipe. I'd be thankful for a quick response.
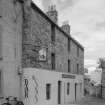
[14,0,24,99]
[17,0,31,99]
[20,1,24,100]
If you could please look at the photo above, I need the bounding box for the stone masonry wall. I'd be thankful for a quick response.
[0,0,83,100]
[55,28,68,72]
[22,5,52,69]
[22,2,84,74]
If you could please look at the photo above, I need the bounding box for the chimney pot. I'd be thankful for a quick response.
[46,5,58,24]
[61,21,70,35]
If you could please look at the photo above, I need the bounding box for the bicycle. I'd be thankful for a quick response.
[13,97,24,105]
[1,96,24,105]
[1,96,12,105]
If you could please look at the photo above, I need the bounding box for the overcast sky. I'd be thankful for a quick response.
[32,0,105,72]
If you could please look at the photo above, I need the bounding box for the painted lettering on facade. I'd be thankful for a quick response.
[62,74,75,79]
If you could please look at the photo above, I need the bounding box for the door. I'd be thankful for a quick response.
[75,83,77,101]
[58,81,62,104]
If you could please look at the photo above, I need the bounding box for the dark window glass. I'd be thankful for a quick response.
[46,84,51,100]
[51,24,55,42]
[77,64,79,74]
[77,46,79,57]
[51,53,55,70]
[68,59,71,73]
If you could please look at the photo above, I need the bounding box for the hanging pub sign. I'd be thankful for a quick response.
[39,48,47,61]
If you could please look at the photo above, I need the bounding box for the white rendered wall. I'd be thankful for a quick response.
[23,68,84,105]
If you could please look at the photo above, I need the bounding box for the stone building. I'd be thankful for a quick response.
[22,2,84,74]
[0,0,84,105]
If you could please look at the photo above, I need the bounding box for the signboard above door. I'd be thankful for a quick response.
[62,74,75,79]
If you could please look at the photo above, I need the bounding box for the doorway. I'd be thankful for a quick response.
[58,81,62,104]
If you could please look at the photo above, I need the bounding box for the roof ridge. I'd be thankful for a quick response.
[31,1,84,50]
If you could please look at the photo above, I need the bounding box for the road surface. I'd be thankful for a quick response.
[77,95,105,105]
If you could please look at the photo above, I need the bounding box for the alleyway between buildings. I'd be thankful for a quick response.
[76,95,105,105]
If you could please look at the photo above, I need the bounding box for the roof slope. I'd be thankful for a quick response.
[31,2,84,51]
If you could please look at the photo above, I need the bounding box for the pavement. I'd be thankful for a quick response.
[75,95,105,105]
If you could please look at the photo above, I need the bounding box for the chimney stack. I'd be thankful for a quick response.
[24,0,31,6]
[61,21,70,35]
[46,5,58,24]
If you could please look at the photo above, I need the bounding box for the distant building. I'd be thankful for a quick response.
[90,69,102,85]
[84,75,101,97]
[84,74,90,95]
[84,68,88,74]
[100,59,105,98]
[0,0,84,105]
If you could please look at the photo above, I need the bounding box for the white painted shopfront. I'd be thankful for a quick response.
[22,68,84,105]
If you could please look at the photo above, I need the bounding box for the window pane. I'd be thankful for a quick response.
[51,53,55,70]
[51,24,55,41]
[77,46,79,57]
[67,83,70,95]
[46,84,51,100]
[77,64,79,74]
[68,60,70,73]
